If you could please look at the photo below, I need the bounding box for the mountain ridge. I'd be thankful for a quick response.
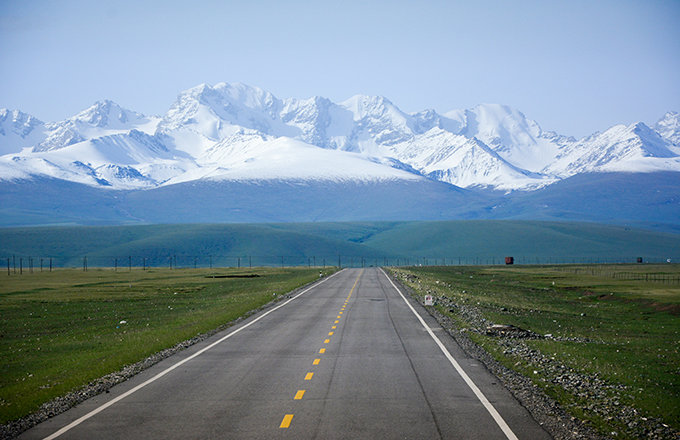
[1,82,678,192]
[1,83,678,229]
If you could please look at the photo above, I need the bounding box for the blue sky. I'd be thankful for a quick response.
[0,0,678,139]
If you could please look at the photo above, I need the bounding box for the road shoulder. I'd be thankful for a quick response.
[381,268,607,440]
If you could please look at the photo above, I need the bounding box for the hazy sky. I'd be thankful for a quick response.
[1,0,678,139]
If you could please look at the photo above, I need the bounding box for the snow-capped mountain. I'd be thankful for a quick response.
[545,122,679,175]
[0,109,46,155]
[655,111,680,153]
[1,82,678,193]
[34,100,159,153]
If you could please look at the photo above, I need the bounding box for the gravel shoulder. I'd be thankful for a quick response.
[386,269,680,440]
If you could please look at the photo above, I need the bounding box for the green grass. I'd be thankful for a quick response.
[389,264,680,439]
[2,220,680,269]
[0,266,336,424]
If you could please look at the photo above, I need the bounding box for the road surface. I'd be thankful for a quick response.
[19,268,551,439]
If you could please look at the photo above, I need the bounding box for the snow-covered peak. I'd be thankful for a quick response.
[410,109,442,135]
[629,122,677,157]
[72,100,148,129]
[585,122,678,160]
[280,95,335,148]
[213,82,280,118]
[158,82,281,140]
[545,121,678,176]
[338,94,414,148]
[444,104,561,171]
[34,101,159,153]
[655,111,680,151]
[453,104,539,144]
[0,109,43,137]
[0,109,46,155]
[340,95,412,130]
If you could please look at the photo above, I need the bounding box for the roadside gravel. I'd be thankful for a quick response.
[388,269,680,440]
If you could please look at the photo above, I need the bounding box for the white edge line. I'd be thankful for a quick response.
[380,268,519,440]
[42,270,342,440]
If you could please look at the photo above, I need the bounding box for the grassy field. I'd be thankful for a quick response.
[0,266,336,424]
[388,264,680,439]
[3,260,680,437]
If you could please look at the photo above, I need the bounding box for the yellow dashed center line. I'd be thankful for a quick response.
[279,270,363,430]
[332,326,336,329]
[280,414,294,428]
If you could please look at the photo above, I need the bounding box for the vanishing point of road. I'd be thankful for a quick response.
[19,268,552,440]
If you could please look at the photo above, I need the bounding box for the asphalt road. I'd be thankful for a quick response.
[19,268,552,440]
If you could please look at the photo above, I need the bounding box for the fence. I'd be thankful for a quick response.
[5,254,678,275]
[555,266,680,285]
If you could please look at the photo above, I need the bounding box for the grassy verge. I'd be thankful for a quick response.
[0,266,336,424]
[388,264,680,439]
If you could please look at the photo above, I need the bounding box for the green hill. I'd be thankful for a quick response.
[1,220,679,269]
